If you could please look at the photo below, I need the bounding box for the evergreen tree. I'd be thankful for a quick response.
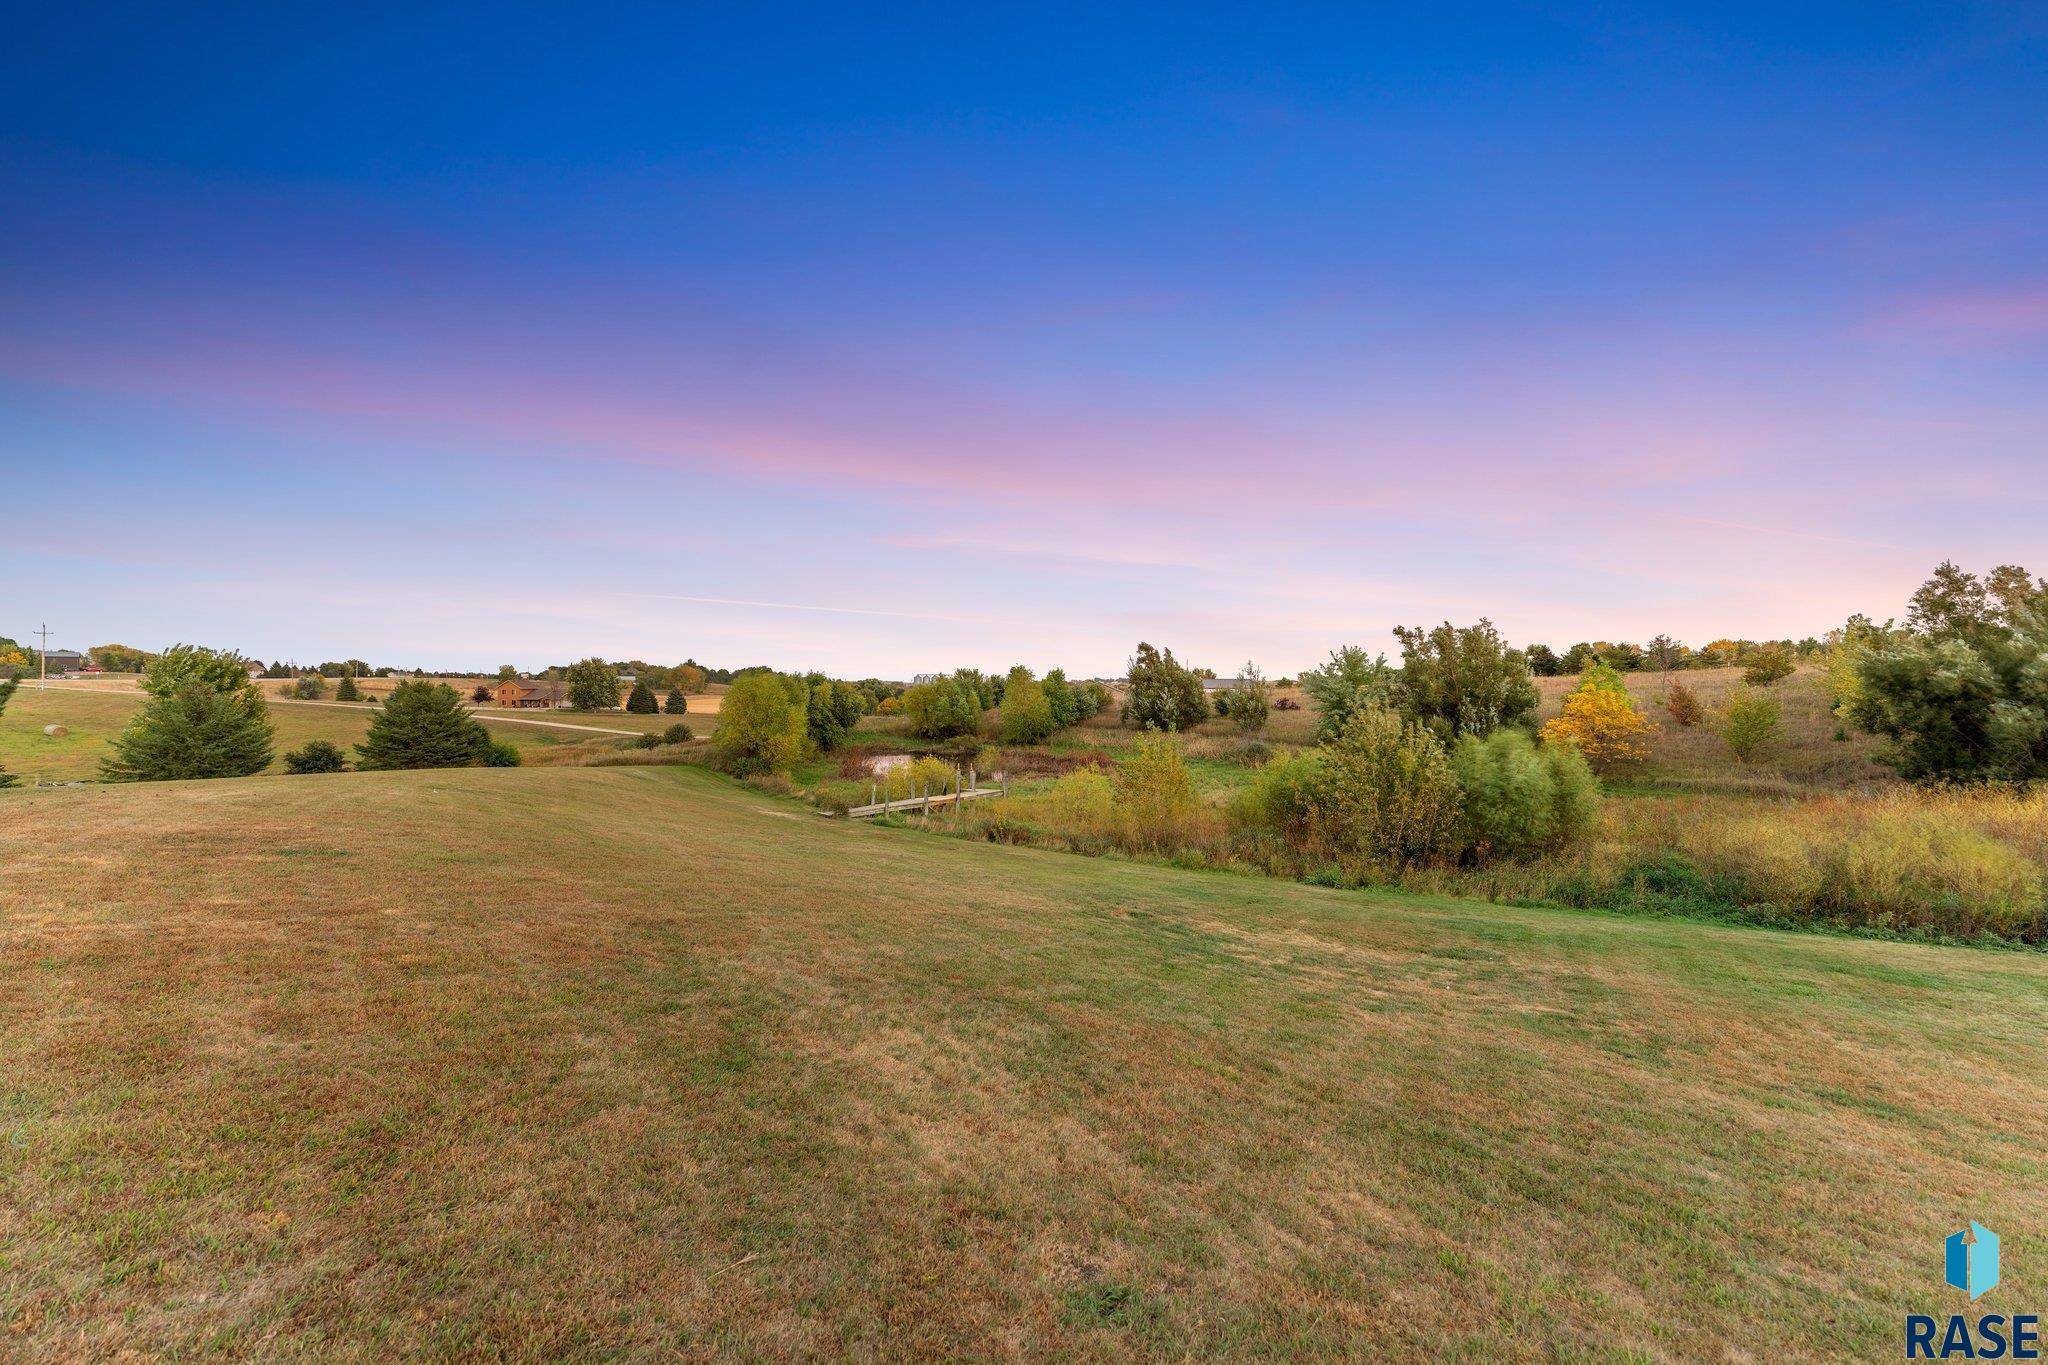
[355,681,491,770]
[334,674,360,701]
[101,684,276,781]
[626,678,659,714]
[284,740,348,773]
[664,686,688,714]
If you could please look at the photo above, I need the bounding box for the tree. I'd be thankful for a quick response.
[1665,680,1703,727]
[901,676,983,739]
[565,657,622,711]
[284,740,347,774]
[497,664,519,681]
[998,665,1057,744]
[101,684,275,781]
[0,678,19,787]
[1113,732,1200,851]
[355,681,492,770]
[1392,619,1538,739]
[1849,600,2048,783]
[713,672,809,774]
[1219,660,1270,734]
[625,679,659,714]
[673,663,709,694]
[1645,635,1684,673]
[1119,643,1209,732]
[664,686,689,714]
[1300,646,1396,743]
[806,676,867,751]
[335,674,361,702]
[1451,729,1599,860]
[1742,645,1795,687]
[142,644,266,716]
[89,643,152,674]
[1719,689,1782,763]
[1042,667,1082,730]
[471,683,493,703]
[1540,672,1654,772]
[1908,560,1991,639]
[1524,643,1562,677]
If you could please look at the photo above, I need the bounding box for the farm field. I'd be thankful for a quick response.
[0,686,715,784]
[2,764,2044,1358]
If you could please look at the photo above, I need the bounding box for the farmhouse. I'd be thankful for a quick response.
[495,679,564,709]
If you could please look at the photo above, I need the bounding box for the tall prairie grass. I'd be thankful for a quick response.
[952,779,2048,945]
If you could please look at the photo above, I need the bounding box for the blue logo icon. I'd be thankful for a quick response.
[1947,1223,2000,1300]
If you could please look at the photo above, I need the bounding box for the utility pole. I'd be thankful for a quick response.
[36,622,50,690]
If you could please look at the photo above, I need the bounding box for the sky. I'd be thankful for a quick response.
[3,3,2045,677]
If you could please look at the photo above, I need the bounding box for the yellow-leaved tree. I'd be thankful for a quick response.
[1540,662,1654,772]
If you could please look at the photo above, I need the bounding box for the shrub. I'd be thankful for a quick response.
[0,678,17,788]
[1319,707,1466,868]
[1743,645,1795,687]
[1046,767,1117,827]
[1393,619,1538,737]
[1301,646,1397,742]
[632,732,663,750]
[1231,749,1335,850]
[564,657,622,711]
[1849,593,2048,783]
[283,739,347,774]
[663,722,694,745]
[480,739,522,767]
[334,675,360,702]
[1540,674,1654,772]
[1450,729,1598,860]
[998,665,1057,744]
[1720,688,1782,763]
[1114,732,1200,850]
[1665,680,1703,727]
[901,677,982,739]
[664,686,688,714]
[291,674,328,700]
[101,684,276,782]
[626,679,659,714]
[1120,643,1209,732]
[1221,660,1270,734]
[355,681,492,770]
[880,755,958,801]
[713,672,809,774]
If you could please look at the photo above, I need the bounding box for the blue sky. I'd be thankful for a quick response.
[4,4,2045,674]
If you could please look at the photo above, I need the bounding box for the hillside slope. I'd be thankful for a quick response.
[3,767,2045,1359]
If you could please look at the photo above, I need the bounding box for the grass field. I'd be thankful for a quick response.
[0,686,714,783]
[3,763,2045,1358]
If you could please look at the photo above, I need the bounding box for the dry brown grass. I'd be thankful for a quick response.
[6,767,2048,1358]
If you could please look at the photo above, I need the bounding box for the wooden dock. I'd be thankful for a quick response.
[843,787,1005,818]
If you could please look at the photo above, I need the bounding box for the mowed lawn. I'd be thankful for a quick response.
[4,768,2047,1359]
[0,687,710,782]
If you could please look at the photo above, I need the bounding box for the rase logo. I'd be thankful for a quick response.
[1908,1223,2038,1360]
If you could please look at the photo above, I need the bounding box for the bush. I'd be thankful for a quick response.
[1047,767,1117,827]
[1234,708,1464,869]
[1665,680,1703,727]
[1450,729,1598,860]
[1720,688,1782,763]
[1743,645,1795,687]
[565,657,622,711]
[1120,643,1209,732]
[1849,590,2048,783]
[998,665,1057,744]
[663,723,694,745]
[0,678,17,788]
[880,754,959,802]
[626,679,659,714]
[806,678,868,752]
[480,739,522,767]
[713,672,809,774]
[664,686,688,714]
[355,681,492,770]
[101,684,276,782]
[632,732,664,749]
[1114,732,1201,851]
[1220,660,1270,734]
[291,674,328,700]
[284,740,347,774]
